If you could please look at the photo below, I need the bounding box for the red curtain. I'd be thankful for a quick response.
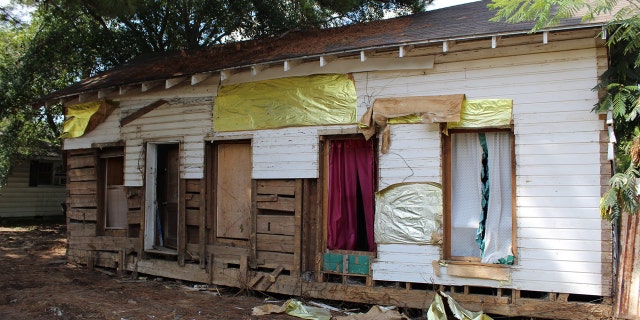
[327,139,376,251]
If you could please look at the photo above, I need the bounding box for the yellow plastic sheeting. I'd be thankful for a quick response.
[213,74,357,132]
[447,99,513,129]
[427,292,494,320]
[62,100,116,138]
[374,182,442,245]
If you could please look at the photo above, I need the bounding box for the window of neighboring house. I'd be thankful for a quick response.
[444,130,515,264]
[101,154,127,229]
[325,137,377,252]
[29,160,64,186]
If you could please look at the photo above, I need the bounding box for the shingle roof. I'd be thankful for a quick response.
[37,0,607,104]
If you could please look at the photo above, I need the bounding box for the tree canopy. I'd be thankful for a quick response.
[0,0,432,185]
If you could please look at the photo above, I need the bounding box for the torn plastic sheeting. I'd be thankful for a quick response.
[62,100,116,138]
[374,182,442,245]
[213,74,357,132]
[359,94,465,153]
[252,299,331,320]
[427,291,494,320]
[447,99,512,129]
[334,305,409,320]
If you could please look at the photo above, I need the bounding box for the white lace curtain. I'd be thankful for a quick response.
[450,132,512,263]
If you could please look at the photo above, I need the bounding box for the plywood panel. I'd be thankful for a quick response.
[216,142,251,239]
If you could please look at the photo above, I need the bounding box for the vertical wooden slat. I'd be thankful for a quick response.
[292,179,303,278]
[178,178,186,266]
[250,179,258,268]
[199,177,207,269]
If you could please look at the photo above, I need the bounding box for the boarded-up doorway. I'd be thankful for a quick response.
[214,141,252,241]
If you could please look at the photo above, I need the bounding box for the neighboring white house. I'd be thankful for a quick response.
[0,155,66,219]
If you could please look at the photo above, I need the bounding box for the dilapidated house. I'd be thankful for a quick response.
[36,1,618,318]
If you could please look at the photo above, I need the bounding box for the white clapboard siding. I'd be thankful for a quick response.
[124,139,144,186]
[366,46,607,295]
[379,124,441,189]
[63,108,122,150]
[120,99,213,184]
[0,161,65,217]
[252,127,319,179]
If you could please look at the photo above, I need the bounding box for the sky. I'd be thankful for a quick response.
[429,0,479,10]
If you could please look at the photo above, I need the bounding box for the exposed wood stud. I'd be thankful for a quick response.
[399,45,413,57]
[165,77,187,89]
[98,88,114,99]
[543,31,549,44]
[220,69,235,81]
[251,64,267,75]
[284,59,300,72]
[141,81,160,92]
[443,40,449,53]
[78,93,93,103]
[360,50,367,62]
[319,55,334,67]
[491,36,499,49]
[191,72,211,85]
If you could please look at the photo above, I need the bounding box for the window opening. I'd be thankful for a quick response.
[449,131,514,264]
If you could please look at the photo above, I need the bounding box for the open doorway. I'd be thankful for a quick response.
[144,142,180,252]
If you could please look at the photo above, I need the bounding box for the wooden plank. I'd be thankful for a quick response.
[255,196,296,212]
[256,234,294,253]
[256,179,297,196]
[120,99,167,127]
[67,208,97,222]
[205,245,250,257]
[178,178,186,266]
[68,168,96,182]
[67,222,97,237]
[293,179,303,276]
[127,210,142,225]
[256,251,293,270]
[256,215,295,236]
[199,173,206,269]
[68,195,97,208]
[185,193,201,208]
[446,263,511,281]
[67,181,98,195]
[186,209,199,226]
[186,179,201,193]
[67,155,96,169]
[256,194,278,202]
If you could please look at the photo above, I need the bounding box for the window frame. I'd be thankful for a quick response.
[321,134,378,253]
[98,148,127,232]
[442,127,517,264]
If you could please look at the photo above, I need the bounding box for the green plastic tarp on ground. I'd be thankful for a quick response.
[447,99,513,129]
[374,182,442,245]
[213,74,357,132]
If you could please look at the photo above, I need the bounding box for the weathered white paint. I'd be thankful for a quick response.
[252,127,319,179]
[378,123,441,189]
[368,46,607,295]
[0,160,65,217]
[120,99,213,185]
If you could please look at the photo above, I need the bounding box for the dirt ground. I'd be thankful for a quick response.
[0,221,388,320]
